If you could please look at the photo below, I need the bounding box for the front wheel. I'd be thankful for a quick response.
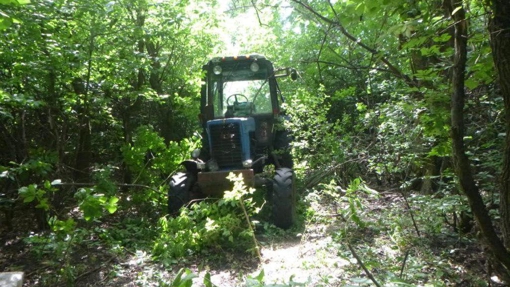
[168,172,195,214]
[272,168,296,229]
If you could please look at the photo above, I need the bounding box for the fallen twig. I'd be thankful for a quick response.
[347,243,382,287]
[73,256,116,283]
[400,191,421,237]
[400,249,410,279]
[304,158,362,189]
[239,198,262,261]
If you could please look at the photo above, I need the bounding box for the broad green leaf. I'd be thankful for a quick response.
[105,196,119,214]
[0,0,18,4]
[35,198,49,210]
[203,272,217,287]
[19,185,37,203]
[465,78,478,90]
[0,18,13,31]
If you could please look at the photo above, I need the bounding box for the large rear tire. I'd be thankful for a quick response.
[168,172,195,214]
[272,168,296,229]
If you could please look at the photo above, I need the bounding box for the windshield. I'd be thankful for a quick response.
[213,79,271,118]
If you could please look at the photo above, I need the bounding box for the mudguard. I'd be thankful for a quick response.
[181,160,200,174]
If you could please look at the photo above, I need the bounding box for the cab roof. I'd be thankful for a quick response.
[208,54,267,64]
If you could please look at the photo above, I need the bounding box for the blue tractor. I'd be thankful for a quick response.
[168,55,297,229]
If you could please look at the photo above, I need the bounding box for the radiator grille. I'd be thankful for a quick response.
[209,122,243,168]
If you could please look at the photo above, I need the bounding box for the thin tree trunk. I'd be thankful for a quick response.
[120,4,147,187]
[446,0,510,277]
[74,20,96,182]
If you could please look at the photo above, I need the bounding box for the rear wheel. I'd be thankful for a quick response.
[272,168,296,229]
[168,172,195,214]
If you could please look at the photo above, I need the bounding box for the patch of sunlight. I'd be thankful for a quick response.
[256,236,350,285]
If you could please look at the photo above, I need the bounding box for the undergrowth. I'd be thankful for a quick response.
[2,120,495,286]
[4,128,267,285]
[299,178,488,287]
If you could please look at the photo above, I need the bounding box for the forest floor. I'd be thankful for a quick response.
[0,189,502,286]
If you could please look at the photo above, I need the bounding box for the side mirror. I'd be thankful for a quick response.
[290,69,298,81]
[274,68,298,80]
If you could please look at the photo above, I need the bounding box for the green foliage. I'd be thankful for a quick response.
[120,127,200,214]
[18,181,53,210]
[410,192,470,234]
[153,173,260,265]
[121,125,199,185]
[75,188,119,221]
[316,177,379,229]
[23,217,82,285]
[283,86,346,180]
[316,186,485,286]
[48,216,76,236]
[2,153,55,185]
[343,178,379,228]
[165,268,199,287]
[0,0,29,30]
[17,166,123,284]
[0,0,504,284]
[160,268,307,287]
[278,0,495,200]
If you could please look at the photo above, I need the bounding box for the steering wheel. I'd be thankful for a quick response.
[226,94,249,106]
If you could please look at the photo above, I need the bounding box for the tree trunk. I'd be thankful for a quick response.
[74,115,92,181]
[446,0,510,277]
[73,17,96,182]
[488,0,510,251]
[73,77,92,182]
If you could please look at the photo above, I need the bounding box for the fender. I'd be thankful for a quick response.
[180,159,201,174]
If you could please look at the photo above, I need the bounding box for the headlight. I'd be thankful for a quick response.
[242,159,253,168]
[250,62,259,72]
[213,65,222,75]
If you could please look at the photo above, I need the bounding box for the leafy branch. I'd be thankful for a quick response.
[290,0,418,88]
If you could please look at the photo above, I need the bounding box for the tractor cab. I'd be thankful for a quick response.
[201,55,278,121]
